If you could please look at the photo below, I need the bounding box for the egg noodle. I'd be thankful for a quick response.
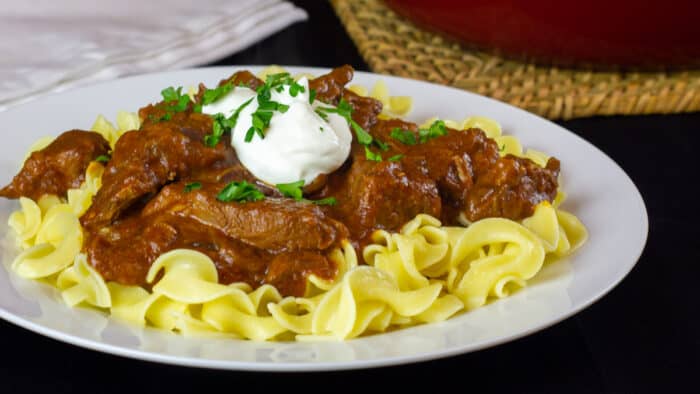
[5,67,587,341]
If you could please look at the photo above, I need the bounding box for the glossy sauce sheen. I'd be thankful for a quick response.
[0,130,109,201]
[0,66,560,296]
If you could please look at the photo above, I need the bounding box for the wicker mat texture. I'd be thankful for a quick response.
[330,0,700,120]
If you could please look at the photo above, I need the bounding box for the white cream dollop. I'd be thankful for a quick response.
[202,77,352,186]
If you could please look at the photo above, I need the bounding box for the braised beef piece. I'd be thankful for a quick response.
[80,115,238,230]
[139,70,265,127]
[0,130,109,200]
[86,181,346,296]
[342,89,383,131]
[142,182,348,252]
[316,152,441,246]
[309,65,383,130]
[465,155,560,221]
[318,119,558,235]
[264,251,337,297]
[138,109,275,192]
[309,65,354,104]
[365,119,560,223]
[404,128,501,224]
[215,70,264,91]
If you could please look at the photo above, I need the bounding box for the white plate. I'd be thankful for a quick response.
[0,66,648,371]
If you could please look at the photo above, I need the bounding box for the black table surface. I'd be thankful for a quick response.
[2,2,698,393]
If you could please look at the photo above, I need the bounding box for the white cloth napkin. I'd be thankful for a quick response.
[0,0,307,111]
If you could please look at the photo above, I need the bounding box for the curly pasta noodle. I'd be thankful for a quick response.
[4,70,587,341]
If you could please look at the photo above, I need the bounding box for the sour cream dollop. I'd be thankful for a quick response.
[202,77,352,186]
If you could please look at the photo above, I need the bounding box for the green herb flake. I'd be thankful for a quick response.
[309,89,317,104]
[265,72,294,87]
[276,180,305,201]
[94,154,110,163]
[288,81,306,97]
[310,197,337,206]
[373,138,389,151]
[244,75,295,143]
[157,86,191,121]
[276,103,290,113]
[390,128,417,145]
[315,108,329,121]
[201,83,233,106]
[388,154,404,162]
[351,121,373,145]
[173,95,190,112]
[316,99,373,146]
[205,97,253,147]
[418,120,448,143]
[216,181,265,203]
[365,146,383,162]
[184,182,202,192]
[160,86,182,102]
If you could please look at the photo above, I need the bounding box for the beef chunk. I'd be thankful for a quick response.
[342,89,383,131]
[0,130,110,200]
[404,128,500,223]
[215,70,264,91]
[309,65,355,104]
[80,116,236,230]
[465,155,561,221]
[85,181,346,295]
[142,182,348,253]
[322,156,442,245]
[310,65,383,131]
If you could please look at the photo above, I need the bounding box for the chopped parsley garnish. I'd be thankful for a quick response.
[205,97,253,147]
[216,181,265,203]
[365,146,382,162]
[499,144,506,152]
[388,154,404,162]
[315,108,329,121]
[288,81,306,97]
[389,121,446,147]
[418,120,448,143]
[309,88,317,104]
[276,179,337,205]
[276,180,305,201]
[184,182,202,192]
[194,82,234,113]
[161,86,185,103]
[265,72,295,86]
[158,86,190,120]
[206,113,227,147]
[390,128,417,145]
[94,154,110,163]
[316,99,373,146]
[373,138,389,151]
[311,197,337,206]
[243,73,295,142]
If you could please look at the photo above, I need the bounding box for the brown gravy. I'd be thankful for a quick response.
[0,65,560,296]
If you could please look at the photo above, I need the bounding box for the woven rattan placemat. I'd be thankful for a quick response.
[331,0,700,120]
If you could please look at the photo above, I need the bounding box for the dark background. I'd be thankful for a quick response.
[2,2,698,392]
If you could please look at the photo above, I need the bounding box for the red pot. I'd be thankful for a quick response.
[384,0,700,69]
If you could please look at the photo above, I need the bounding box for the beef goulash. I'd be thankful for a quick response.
[0,65,560,297]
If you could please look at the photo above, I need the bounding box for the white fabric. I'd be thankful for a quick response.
[0,0,307,111]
